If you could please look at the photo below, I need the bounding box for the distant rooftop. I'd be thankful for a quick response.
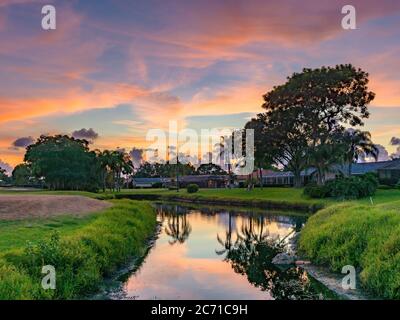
[262,160,400,178]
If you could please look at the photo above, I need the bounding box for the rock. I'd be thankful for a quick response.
[272,253,296,265]
[295,260,311,266]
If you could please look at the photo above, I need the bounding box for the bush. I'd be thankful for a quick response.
[187,184,199,193]
[303,184,329,199]
[396,180,400,190]
[304,173,378,200]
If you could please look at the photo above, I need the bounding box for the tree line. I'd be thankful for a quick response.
[12,135,134,192]
[10,136,228,191]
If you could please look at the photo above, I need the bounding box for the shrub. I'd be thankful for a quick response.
[396,179,400,190]
[304,173,378,200]
[187,184,199,193]
[303,184,329,199]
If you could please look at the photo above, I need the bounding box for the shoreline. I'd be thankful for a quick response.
[113,193,323,213]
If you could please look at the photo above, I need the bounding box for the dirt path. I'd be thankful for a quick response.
[0,195,112,220]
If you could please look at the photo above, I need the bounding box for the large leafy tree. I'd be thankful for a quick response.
[251,64,375,186]
[24,135,100,191]
[246,110,309,187]
[262,64,375,146]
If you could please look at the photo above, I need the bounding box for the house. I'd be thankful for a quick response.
[262,168,316,186]
[377,159,400,185]
[262,160,400,186]
[332,161,393,176]
[175,175,228,188]
[235,169,275,185]
[132,177,171,188]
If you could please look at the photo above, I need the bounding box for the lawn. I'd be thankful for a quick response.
[0,214,98,252]
[299,199,400,299]
[0,200,157,299]
[2,187,399,208]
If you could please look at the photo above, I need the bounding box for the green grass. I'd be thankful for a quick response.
[2,187,398,208]
[0,215,98,252]
[299,200,400,299]
[0,200,156,299]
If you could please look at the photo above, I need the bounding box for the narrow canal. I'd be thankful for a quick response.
[105,203,331,300]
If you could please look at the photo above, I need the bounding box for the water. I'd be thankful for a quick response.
[107,203,328,300]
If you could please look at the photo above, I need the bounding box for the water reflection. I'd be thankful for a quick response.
[114,203,324,300]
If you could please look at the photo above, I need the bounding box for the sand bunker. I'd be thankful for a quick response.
[0,195,112,220]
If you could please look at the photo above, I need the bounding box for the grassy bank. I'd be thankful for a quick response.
[2,187,399,211]
[0,200,156,299]
[299,200,400,299]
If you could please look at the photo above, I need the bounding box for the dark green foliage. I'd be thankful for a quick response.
[135,162,195,178]
[327,173,378,199]
[12,164,34,186]
[24,135,101,191]
[304,173,378,199]
[246,65,375,187]
[187,184,199,193]
[0,168,11,185]
[303,184,329,199]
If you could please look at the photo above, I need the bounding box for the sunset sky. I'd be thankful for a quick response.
[1,0,400,171]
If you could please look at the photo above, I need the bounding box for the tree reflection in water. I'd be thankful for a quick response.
[158,204,192,245]
[217,214,321,300]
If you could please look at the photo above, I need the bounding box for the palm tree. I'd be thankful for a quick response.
[97,150,113,192]
[342,129,379,176]
[216,211,235,256]
[165,213,192,245]
[97,150,134,192]
[308,143,343,185]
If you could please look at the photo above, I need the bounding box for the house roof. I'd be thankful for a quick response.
[262,160,399,179]
[132,177,170,184]
[263,168,317,178]
[379,159,400,170]
[179,175,228,182]
[332,161,393,175]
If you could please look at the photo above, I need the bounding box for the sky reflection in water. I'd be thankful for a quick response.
[118,203,321,300]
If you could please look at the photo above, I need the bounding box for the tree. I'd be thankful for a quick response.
[262,64,375,146]
[12,164,33,186]
[24,135,101,191]
[0,168,10,185]
[307,134,345,185]
[196,163,227,175]
[247,110,309,187]
[255,64,375,186]
[341,129,379,176]
[97,149,134,192]
[135,162,195,178]
[245,117,271,189]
